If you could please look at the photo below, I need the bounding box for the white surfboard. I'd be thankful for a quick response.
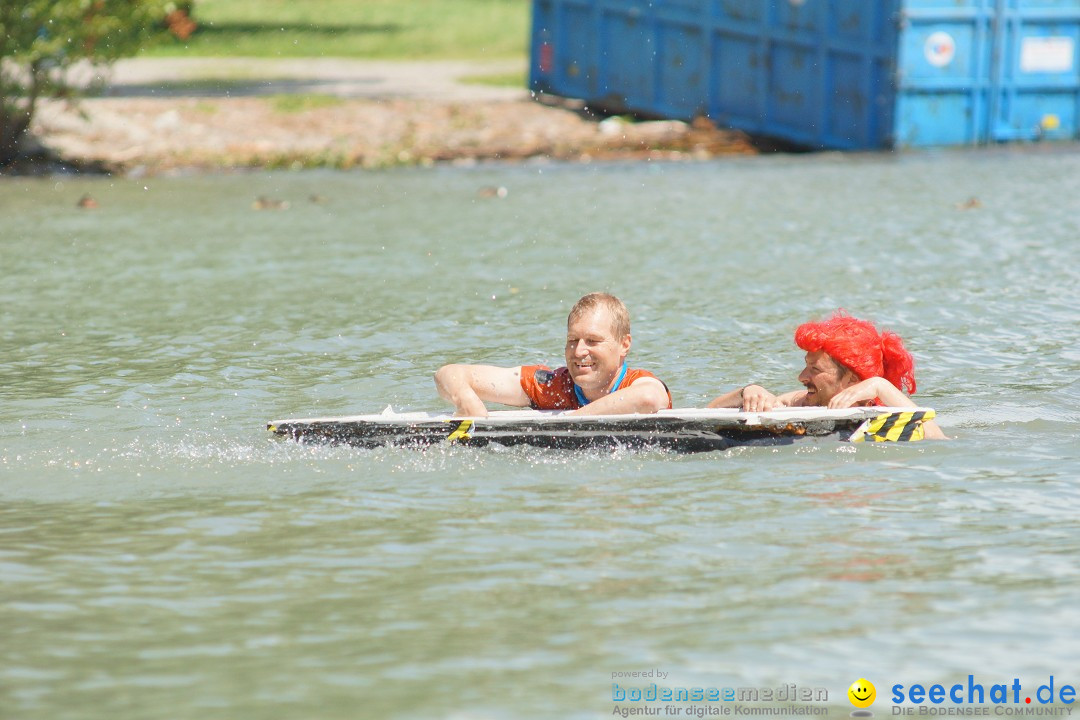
[268,406,936,452]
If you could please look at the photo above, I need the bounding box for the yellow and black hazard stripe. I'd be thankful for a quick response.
[446,419,474,443]
[850,409,936,443]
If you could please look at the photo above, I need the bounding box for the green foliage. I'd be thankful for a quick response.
[0,0,168,164]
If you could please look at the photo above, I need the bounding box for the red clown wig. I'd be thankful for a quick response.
[794,311,917,395]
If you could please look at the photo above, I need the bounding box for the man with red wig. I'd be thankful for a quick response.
[708,311,945,439]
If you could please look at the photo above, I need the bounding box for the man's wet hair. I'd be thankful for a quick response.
[567,292,631,340]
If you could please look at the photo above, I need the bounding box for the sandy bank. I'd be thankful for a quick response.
[23,57,757,174]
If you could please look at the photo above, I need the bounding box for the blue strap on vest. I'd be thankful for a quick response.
[574,363,628,407]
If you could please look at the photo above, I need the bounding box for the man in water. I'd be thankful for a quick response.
[435,292,672,417]
[708,311,945,439]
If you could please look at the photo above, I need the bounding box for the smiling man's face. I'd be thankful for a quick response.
[564,307,630,396]
[798,350,858,406]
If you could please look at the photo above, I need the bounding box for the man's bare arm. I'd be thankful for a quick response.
[707,384,799,411]
[706,387,745,409]
[566,377,670,416]
[828,377,947,439]
[434,364,530,418]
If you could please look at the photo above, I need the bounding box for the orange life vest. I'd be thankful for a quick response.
[519,364,672,410]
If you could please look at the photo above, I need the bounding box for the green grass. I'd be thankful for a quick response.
[268,93,344,113]
[145,0,530,60]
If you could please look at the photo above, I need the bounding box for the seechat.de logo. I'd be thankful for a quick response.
[848,678,876,717]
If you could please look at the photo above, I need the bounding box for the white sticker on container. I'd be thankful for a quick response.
[1020,37,1074,74]
[925,31,956,68]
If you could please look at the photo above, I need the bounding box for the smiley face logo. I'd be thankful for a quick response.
[848,678,876,708]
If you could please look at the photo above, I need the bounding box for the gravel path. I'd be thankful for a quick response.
[96,57,531,102]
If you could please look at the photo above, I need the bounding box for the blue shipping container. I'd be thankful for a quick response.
[528,0,1080,149]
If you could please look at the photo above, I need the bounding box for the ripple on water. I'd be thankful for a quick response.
[2,155,1079,718]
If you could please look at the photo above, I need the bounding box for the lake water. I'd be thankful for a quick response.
[2,148,1079,719]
